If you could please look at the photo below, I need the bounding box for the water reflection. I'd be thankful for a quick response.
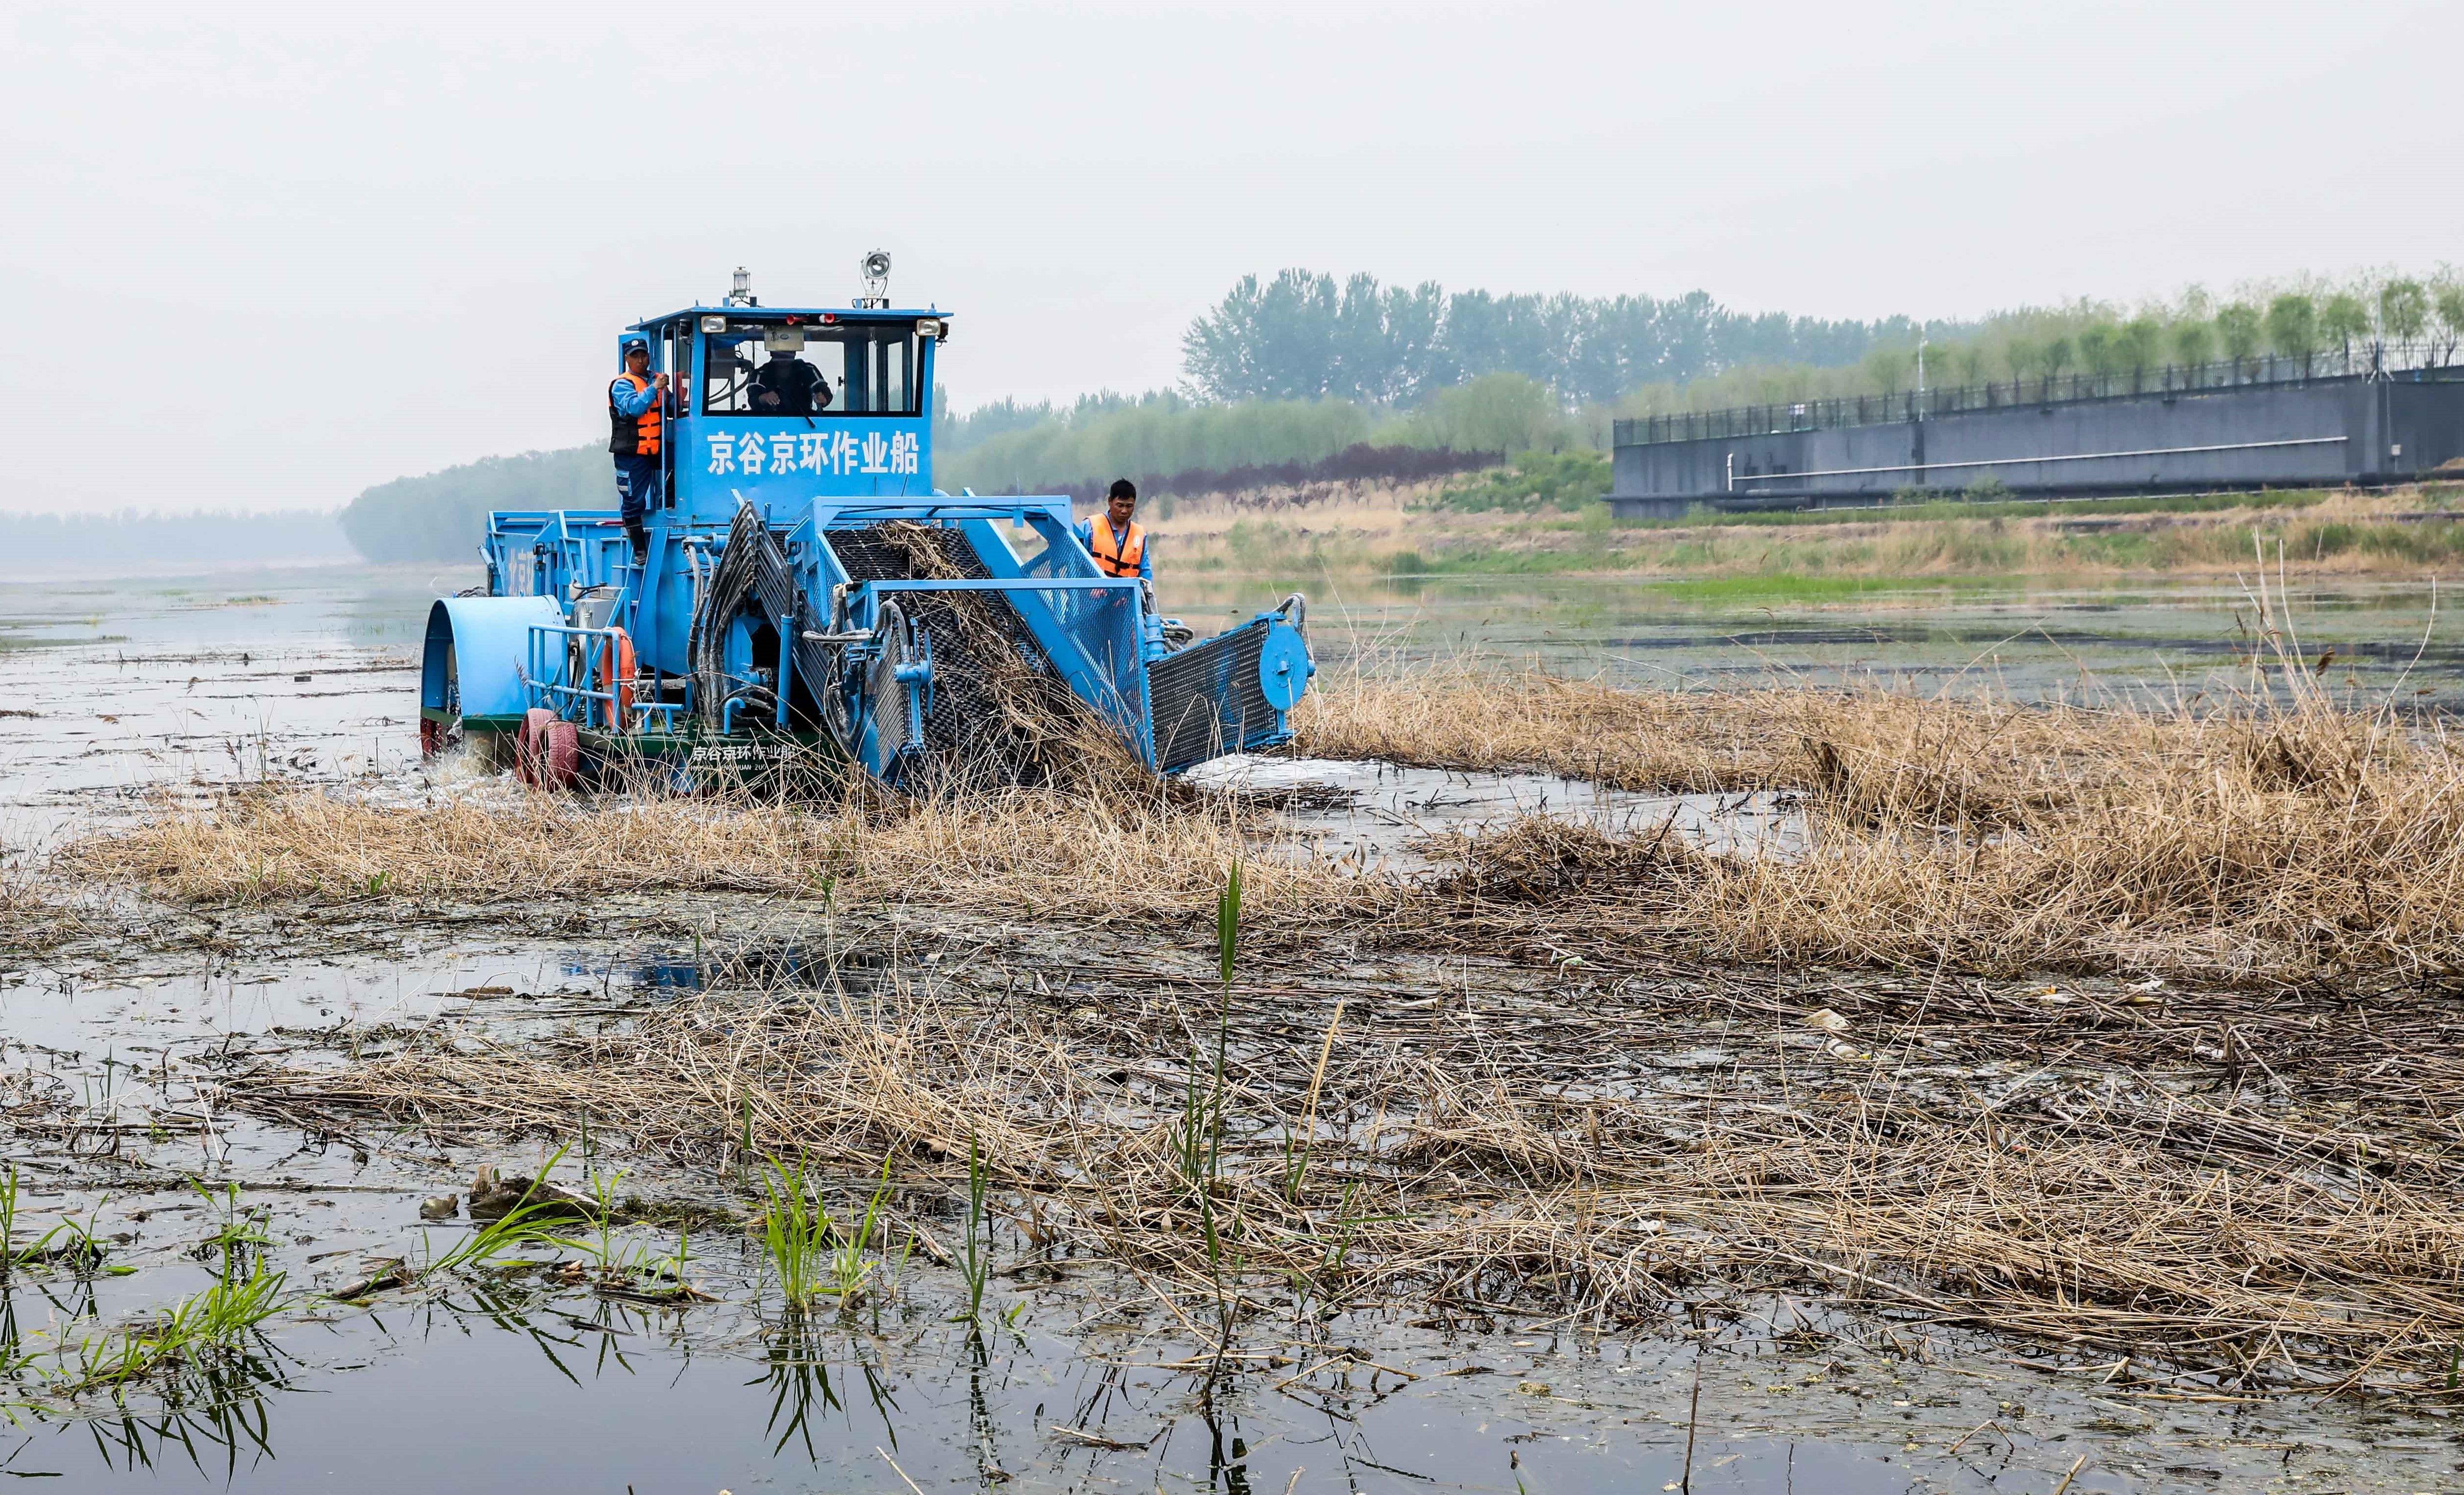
[80,1340,287,1483]
[753,1308,843,1460]
[1197,1384,1254,1495]
[751,1306,910,1462]
[1164,570,2464,708]
[567,940,873,996]
[960,1326,1011,1487]
[0,1232,298,1483]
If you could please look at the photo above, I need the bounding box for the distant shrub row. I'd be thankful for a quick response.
[1426,450,1614,513]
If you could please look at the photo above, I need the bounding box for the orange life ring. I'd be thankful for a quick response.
[593,628,638,729]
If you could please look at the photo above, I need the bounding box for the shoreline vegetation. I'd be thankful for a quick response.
[1149,478,2464,583]
[43,642,2464,1397]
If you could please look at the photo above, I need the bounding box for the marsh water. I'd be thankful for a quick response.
[5,560,2464,1491]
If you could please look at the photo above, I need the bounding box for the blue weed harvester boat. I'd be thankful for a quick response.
[419,264,1313,792]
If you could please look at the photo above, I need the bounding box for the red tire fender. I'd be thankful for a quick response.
[537,719,581,791]
[516,706,557,787]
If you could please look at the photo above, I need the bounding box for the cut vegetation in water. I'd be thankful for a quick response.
[21,608,2464,1486]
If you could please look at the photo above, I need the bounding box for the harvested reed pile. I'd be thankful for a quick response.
[63,784,1381,925]
[1305,650,2464,983]
[1425,687,2464,985]
[221,947,2464,1398]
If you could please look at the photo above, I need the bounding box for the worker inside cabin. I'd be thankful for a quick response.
[1080,478,1152,586]
[751,333,832,417]
[607,334,669,562]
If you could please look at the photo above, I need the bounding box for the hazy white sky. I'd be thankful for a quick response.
[3,2,2457,514]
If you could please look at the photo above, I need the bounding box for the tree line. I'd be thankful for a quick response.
[0,509,352,567]
[1624,272,2464,417]
[332,267,2464,560]
[1179,269,1925,407]
[338,448,606,564]
[937,373,1591,497]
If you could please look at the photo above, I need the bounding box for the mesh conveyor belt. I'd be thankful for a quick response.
[826,525,993,584]
[821,523,1097,785]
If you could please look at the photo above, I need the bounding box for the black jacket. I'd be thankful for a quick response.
[751,357,831,416]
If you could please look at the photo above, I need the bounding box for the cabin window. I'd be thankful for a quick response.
[700,321,921,417]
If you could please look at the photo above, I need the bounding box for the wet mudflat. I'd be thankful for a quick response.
[15,920,2464,1493]
[9,563,2464,1491]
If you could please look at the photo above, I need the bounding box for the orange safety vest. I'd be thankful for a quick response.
[608,372,663,457]
[1089,517,1146,578]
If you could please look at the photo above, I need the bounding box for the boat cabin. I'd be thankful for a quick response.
[625,299,948,526]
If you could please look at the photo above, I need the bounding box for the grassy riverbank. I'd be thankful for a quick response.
[1147,479,2464,584]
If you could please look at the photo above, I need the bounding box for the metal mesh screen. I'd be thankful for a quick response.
[1148,618,1279,772]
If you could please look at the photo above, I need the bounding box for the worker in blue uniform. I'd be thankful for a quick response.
[1079,478,1152,583]
[607,335,669,562]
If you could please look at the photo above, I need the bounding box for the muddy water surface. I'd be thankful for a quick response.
[6,562,2464,1492]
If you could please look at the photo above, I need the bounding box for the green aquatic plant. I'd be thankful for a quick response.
[416,1145,578,1280]
[0,1168,103,1276]
[59,1258,286,1398]
[828,1159,894,1306]
[190,1180,272,1277]
[957,1138,992,1323]
[577,1164,627,1274]
[1283,1000,1345,1205]
[758,1155,832,1310]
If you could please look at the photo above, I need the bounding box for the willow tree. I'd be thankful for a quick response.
[2002,336,2040,385]
[2320,292,2371,373]
[2435,282,2464,364]
[2077,323,2122,387]
[2171,319,2215,378]
[2121,316,2166,391]
[2380,279,2429,358]
[2042,335,2075,394]
[2215,303,2263,380]
[2267,294,2320,376]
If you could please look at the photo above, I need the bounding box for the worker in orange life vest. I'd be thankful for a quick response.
[607,335,670,562]
[1077,478,1152,583]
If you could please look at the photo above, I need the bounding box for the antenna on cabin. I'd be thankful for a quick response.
[857,250,891,309]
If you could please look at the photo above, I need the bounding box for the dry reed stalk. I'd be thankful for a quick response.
[0,859,86,956]
[1433,690,2464,985]
[1294,659,2285,804]
[219,953,2464,1398]
[59,650,2464,982]
[1307,644,2464,982]
[61,783,1387,926]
